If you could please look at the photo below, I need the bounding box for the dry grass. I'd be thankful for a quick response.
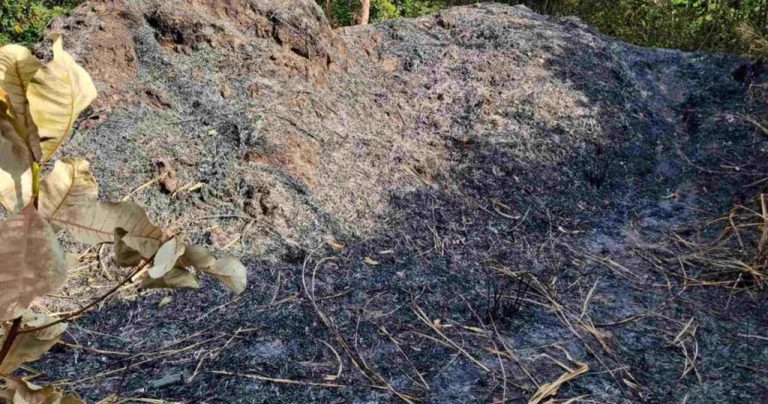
[647,193,768,290]
[739,24,768,58]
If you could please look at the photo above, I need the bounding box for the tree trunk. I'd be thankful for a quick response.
[357,0,370,25]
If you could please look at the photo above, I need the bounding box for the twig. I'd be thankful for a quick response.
[0,317,23,370]
[410,299,491,372]
[318,339,343,381]
[20,258,154,334]
[737,333,768,341]
[213,370,394,391]
[739,114,768,136]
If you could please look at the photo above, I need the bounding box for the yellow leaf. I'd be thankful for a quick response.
[0,206,66,321]
[27,36,97,163]
[204,256,247,294]
[39,158,98,220]
[0,119,32,213]
[364,257,379,265]
[148,236,186,279]
[0,313,67,373]
[50,201,163,259]
[0,44,42,139]
[142,267,200,290]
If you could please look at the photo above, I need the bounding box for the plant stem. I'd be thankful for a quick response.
[0,317,23,371]
[31,161,40,209]
[19,258,153,335]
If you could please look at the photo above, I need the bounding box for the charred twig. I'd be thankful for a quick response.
[485,273,530,323]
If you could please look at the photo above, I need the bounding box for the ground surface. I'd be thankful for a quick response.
[14,0,768,402]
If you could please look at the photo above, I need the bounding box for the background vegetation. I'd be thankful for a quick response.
[0,0,79,45]
[1,0,766,53]
[324,0,768,56]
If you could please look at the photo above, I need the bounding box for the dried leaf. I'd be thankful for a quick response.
[0,206,66,321]
[0,119,32,212]
[0,89,23,136]
[528,362,588,404]
[0,314,67,374]
[27,36,97,163]
[158,296,173,307]
[64,254,81,271]
[0,44,42,139]
[364,257,379,265]
[325,238,344,250]
[0,376,83,404]
[50,201,163,259]
[180,244,215,272]
[148,236,186,279]
[204,256,247,294]
[113,228,142,268]
[39,158,98,220]
[142,268,200,290]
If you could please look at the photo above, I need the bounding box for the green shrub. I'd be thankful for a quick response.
[530,0,768,56]
[320,0,768,57]
[0,0,80,46]
[371,0,400,22]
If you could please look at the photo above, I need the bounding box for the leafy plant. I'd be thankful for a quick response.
[0,36,247,400]
[0,0,81,46]
[319,0,768,56]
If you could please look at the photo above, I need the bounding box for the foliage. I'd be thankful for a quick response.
[322,0,440,25]
[525,0,768,56]
[321,0,768,56]
[0,37,248,399]
[2,0,765,55]
[0,0,80,46]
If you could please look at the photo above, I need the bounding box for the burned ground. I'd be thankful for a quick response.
[18,1,768,402]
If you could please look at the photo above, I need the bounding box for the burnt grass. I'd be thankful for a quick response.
[22,3,768,403]
[39,71,768,401]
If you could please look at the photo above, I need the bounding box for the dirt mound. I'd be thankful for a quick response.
[26,0,768,402]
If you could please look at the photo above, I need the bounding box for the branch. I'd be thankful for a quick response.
[19,257,153,335]
[0,317,23,371]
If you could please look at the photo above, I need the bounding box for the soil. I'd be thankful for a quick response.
[12,0,768,402]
